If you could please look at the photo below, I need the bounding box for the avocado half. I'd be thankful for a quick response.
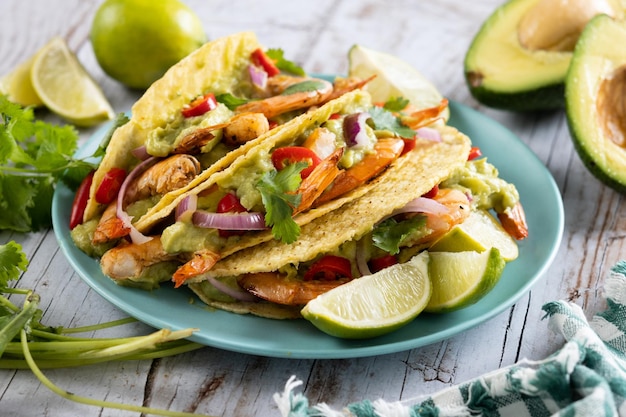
[566,15,626,193]
[464,0,620,111]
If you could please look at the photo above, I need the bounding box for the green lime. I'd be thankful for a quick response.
[425,248,505,313]
[31,37,114,127]
[348,44,449,120]
[301,251,431,339]
[90,0,207,89]
[429,209,519,261]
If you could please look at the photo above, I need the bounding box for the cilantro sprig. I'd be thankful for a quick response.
[368,104,416,138]
[372,216,426,255]
[256,163,306,244]
[0,241,206,416]
[265,48,305,76]
[0,96,127,232]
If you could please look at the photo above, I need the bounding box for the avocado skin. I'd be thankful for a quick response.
[564,15,626,194]
[465,74,565,112]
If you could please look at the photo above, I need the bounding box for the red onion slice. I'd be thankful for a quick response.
[175,194,198,222]
[207,276,259,302]
[116,156,160,244]
[391,196,450,217]
[343,112,372,149]
[192,210,266,230]
[248,64,268,89]
[131,145,151,161]
[415,127,442,142]
[356,238,372,277]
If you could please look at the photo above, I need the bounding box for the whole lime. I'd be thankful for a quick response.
[91,0,206,89]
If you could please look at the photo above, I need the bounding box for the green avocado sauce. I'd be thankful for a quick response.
[441,158,520,213]
[145,103,233,157]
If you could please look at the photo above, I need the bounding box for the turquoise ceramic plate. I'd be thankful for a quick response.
[52,100,563,359]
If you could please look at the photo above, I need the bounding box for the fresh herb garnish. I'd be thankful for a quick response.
[383,96,410,112]
[372,216,426,255]
[0,241,207,416]
[256,162,306,244]
[368,105,416,138]
[266,48,306,76]
[215,93,249,110]
[0,96,122,232]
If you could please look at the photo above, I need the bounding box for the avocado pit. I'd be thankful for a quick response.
[517,0,616,52]
[597,66,626,148]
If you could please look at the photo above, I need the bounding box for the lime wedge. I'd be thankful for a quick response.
[0,55,44,107]
[348,44,449,120]
[425,248,505,313]
[301,251,431,339]
[429,209,519,261]
[31,37,114,127]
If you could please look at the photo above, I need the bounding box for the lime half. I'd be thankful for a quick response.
[425,248,505,313]
[429,209,519,261]
[348,44,449,120]
[301,251,431,339]
[31,37,114,127]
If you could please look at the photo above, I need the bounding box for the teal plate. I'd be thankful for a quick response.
[52,100,564,359]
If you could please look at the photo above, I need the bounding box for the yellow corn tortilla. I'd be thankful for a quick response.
[132,88,373,233]
[188,124,471,318]
[83,31,262,223]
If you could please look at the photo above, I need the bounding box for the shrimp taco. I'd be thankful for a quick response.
[186,123,528,319]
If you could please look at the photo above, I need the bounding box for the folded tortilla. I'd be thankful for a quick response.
[83,31,262,223]
[188,124,471,318]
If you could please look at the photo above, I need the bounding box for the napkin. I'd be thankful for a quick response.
[274,261,626,417]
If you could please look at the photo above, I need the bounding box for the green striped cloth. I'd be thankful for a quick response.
[274,261,626,417]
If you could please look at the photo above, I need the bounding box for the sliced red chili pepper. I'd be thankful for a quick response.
[422,184,439,199]
[468,146,482,160]
[95,167,127,205]
[182,93,218,118]
[303,255,353,281]
[216,193,247,237]
[401,138,416,155]
[368,254,398,273]
[69,170,95,230]
[271,146,322,179]
[251,48,280,77]
[329,113,341,120]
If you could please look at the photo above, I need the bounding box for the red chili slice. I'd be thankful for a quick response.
[251,48,280,77]
[271,146,322,179]
[182,93,218,118]
[95,167,127,205]
[422,184,439,199]
[216,193,247,237]
[368,254,398,273]
[468,146,482,160]
[69,170,95,230]
[401,137,416,155]
[303,255,353,281]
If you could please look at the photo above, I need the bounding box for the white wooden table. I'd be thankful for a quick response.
[0,1,618,416]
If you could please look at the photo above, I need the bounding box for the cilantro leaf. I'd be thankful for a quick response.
[372,216,426,255]
[215,93,249,110]
[0,241,28,287]
[266,49,306,76]
[256,163,306,244]
[383,97,410,112]
[369,106,416,138]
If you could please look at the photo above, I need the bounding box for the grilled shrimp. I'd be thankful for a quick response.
[236,78,334,119]
[292,148,343,215]
[100,237,179,281]
[497,201,528,240]
[314,138,405,206]
[124,154,202,203]
[421,188,471,244]
[92,202,130,244]
[172,249,221,288]
[222,112,270,146]
[237,272,351,305]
